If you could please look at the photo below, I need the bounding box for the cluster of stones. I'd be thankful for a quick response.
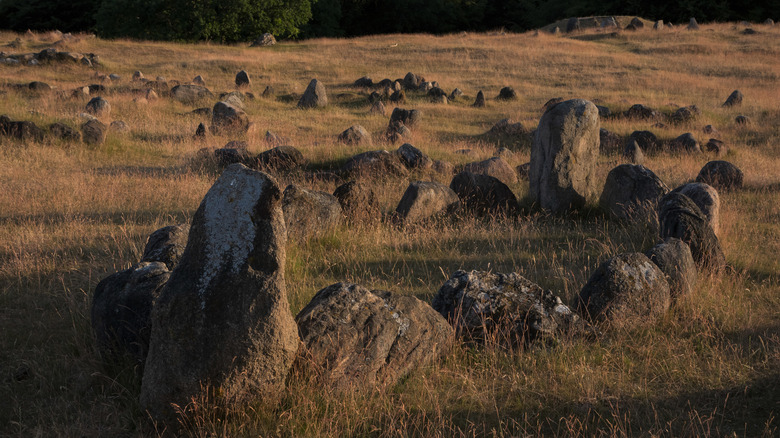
[91,92,743,427]
[1,47,100,66]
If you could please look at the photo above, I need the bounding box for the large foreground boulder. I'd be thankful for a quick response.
[282,184,342,241]
[658,192,725,273]
[646,238,698,299]
[530,99,600,213]
[296,283,452,388]
[92,262,170,367]
[141,164,299,422]
[450,171,518,216]
[576,253,671,328]
[432,270,591,345]
[395,181,459,224]
[599,164,668,221]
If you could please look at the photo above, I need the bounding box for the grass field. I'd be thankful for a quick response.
[1,22,779,436]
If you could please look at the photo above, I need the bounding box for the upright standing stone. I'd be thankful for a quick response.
[235,70,251,88]
[530,99,600,213]
[297,79,328,108]
[141,164,299,422]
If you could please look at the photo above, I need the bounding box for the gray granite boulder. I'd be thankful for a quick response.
[282,184,342,241]
[646,238,698,298]
[599,164,669,221]
[297,79,328,108]
[395,181,459,224]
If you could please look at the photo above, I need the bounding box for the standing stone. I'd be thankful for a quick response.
[210,101,249,134]
[646,238,698,299]
[81,119,107,145]
[297,79,328,108]
[623,140,645,164]
[396,143,432,169]
[282,184,342,241]
[530,99,600,213]
[696,160,743,190]
[687,18,700,30]
[599,164,669,221]
[658,192,726,273]
[370,100,386,115]
[463,156,518,186]
[255,146,305,171]
[341,150,409,178]
[402,72,422,90]
[671,182,720,236]
[395,181,460,224]
[432,270,591,345]
[86,96,110,117]
[627,130,660,153]
[192,75,206,86]
[296,283,452,388]
[576,253,671,329]
[654,20,664,30]
[141,164,299,422]
[473,90,485,107]
[235,70,251,88]
[194,122,206,138]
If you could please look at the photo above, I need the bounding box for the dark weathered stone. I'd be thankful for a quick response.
[297,79,328,108]
[353,76,373,87]
[341,150,409,178]
[433,270,591,345]
[49,122,81,142]
[658,192,726,273]
[687,17,700,30]
[463,156,518,186]
[337,124,370,145]
[646,238,698,298]
[627,130,660,153]
[255,146,305,171]
[81,119,107,145]
[235,70,250,87]
[296,283,452,387]
[395,181,459,224]
[210,101,249,135]
[670,106,698,124]
[624,104,656,120]
[86,96,110,117]
[600,128,623,154]
[397,143,432,169]
[667,133,701,154]
[671,182,720,236]
[282,184,342,241]
[705,138,727,157]
[250,33,276,47]
[214,147,251,167]
[141,224,190,270]
[576,253,670,328]
[389,107,421,128]
[723,90,743,107]
[171,84,213,104]
[92,262,170,367]
[141,164,299,422]
[623,140,645,164]
[530,99,600,213]
[402,72,423,90]
[696,160,743,190]
[450,171,518,216]
[473,90,486,107]
[333,180,380,224]
[735,115,750,125]
[599,164,669,221]
[496,86,517,100]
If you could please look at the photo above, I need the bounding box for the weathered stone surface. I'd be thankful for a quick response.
[624,104,657,120]
[433,160,455,176]
[395,181,459,224]
[235,70,250,87]
[723,90,742,107]
[473,90,485,107]
[141,164,299,422]
[171,84,213,105]
[215,147,251,167]
[210,101,249,134]
[433,270,591,344]
[192,75,206,86]
[337,124,370,145]
[530,99,600,213]
[297,79,328,108]
[296,283,452,387]
[496,86,517,100]
[449,88,463,101]
[402,72,423,90]
[488,118,527,136]
[49,122,81,142]
[389,107,421,128]
[333,180,380,224]
[92,262,170,367]
[600,164,669,221]
[576,253,670,328]
[282,184,342,241]
[463,156,518,186]
[109,120,129,133]
[627,130,660,154]
[81,119,107,145]
[353,76,373,87]
[450,171,518,216]
[668,133,701,154]
[705,138,727,157]
[397,143,432,170]
[250,33,276,47]
[623,140,645,164]
[735,115,750,125]
[646,238,698,299]
[687,17,700,30]
[671,182,720,236]
[696,160,743,190]
[141,224,190,270]
[86,96,110,117]
[370,100,386,115]
[658,192,726,273]
[599,128,622,154]
[28,81,51,93]
[255,146,305,172]
[341,150,409,178]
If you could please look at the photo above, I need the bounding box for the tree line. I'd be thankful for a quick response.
[0,0,777,42]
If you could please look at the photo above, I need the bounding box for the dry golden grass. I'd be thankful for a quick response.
[1,22,779,436]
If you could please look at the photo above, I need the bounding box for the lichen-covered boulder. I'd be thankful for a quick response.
[255,145,305,172]
[141,164,299,422]
[646,238,698,298]
[397,143,432,170]
[599,164,669,221]
[341,150,409,178]
[696,160,743,190]
[530,99,600,213]
[171,84,213,105]
[296,283,452,388]
[658,192,726,274]
[395,181,459,224]
[432,270,591,345]
[282,184,342,241]
[576,253,671,328]
[210,101,249,135]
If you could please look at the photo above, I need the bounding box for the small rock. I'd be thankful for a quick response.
[687,17,700,30]
[667,133,701,154]
[396,143,432,169]
[735,115,750,125]
[235,70,251,88]
[671,182,721,236]
[705,138,727,156]
[109,120,129,133]
[192,75,206,86]
[496,86,517,100]
[599,128,623,154]
[81,119,107,145]
[341,150,408,178]
[210,101,249,135]
[353,76,373,87]
[333,181,380,224]
[696,160,743,190]
[646,238,698,299]
[723,90,743,107]
[624,104,656,120]
[463,156,518,186]
[337,124,370,145]
[395,181,459,224]
[658,192,725,273]
[297,79,328,108]
[450,171,518,216]
[49,122,81,142]
[627,130,660,153]
[449,88,463,101]
[473,90,485,107]
[132,71,144,81]
[171,84,213,105]
[623,140,645,165]
[370,100,386,116]
[250,33,276,47]
[140,224,189,270]
[86,97,110,117]
[599,164,669,221]
[255,146,305,171]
